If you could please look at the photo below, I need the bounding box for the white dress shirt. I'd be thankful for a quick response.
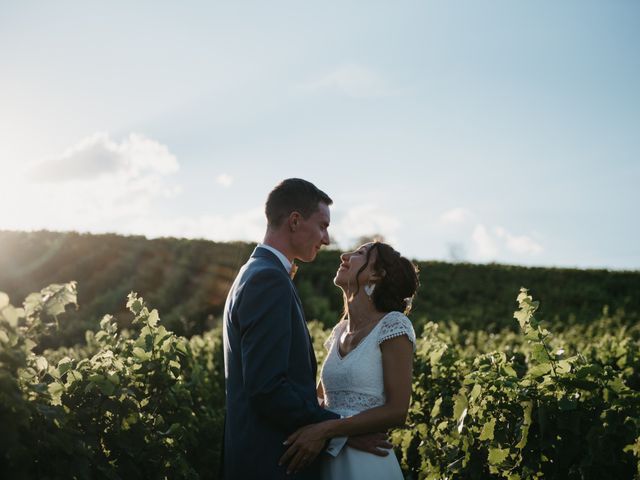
[258,243,293,274]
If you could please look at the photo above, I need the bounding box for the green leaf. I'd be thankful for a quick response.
[479,418,496,441]
[488,447,509,465]
[516,288,530,304]
[89,374,106,383]
[147,309,160,327]
[453,394,468,434]
[1,305,22,327]
[89,374,115,396]
[0,330,9,344]
[530,344,550,363]
[513,309,530,331]
[133,347,151,361]
[608,377,626,393]
[19,368,37,382]
[48,382,64,404]
[99,381,115,396]
[429,344,447,365]
[431,397,442,418]
[557,360,572,374]
[107,373,120,385]
[58,357,73,375]
[501,365,518,378]
[470,384,482,403]
[176,342,189,356]
[453,394,468,421]
[126,293,143,314]
[527,363,551,378]
[576,364,602,379]
[525,328,540,341]
[0,292,9,309]
[66,370,83,385]
[35,356,48,373]
[41,282,78,317]
[99,315,117,334]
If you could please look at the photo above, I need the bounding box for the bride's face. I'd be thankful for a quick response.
[334,243,377,292]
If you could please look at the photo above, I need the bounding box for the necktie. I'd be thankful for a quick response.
[289,262,298,280]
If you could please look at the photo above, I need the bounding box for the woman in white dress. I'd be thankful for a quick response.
[280,241,419,479]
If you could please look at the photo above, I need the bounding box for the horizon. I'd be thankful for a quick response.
[2,228,637,273]
[1,1,638,270]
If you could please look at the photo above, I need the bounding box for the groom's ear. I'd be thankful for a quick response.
[288,211,302,232]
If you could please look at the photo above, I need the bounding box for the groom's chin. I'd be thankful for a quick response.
[302,250,319,262]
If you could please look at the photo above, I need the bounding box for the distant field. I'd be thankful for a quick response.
[1,229,638,349]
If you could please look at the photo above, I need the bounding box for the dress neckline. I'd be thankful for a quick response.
[335,312,392,361]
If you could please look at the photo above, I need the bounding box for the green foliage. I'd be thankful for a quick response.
[0,284,224,479]
[2,278,639,479]
[392,288,640,479]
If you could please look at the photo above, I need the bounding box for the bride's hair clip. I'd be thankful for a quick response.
[404,296,413,311]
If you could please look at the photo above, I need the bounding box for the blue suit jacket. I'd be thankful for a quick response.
[222,246,339,479]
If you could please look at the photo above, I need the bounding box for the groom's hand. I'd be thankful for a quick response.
[346,433,393,456]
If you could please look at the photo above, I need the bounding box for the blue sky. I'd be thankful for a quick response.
[1,1,638,269]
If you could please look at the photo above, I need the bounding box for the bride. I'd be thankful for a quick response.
[279,241,419,479]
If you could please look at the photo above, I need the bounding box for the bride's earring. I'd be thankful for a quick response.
[364,283,375,297]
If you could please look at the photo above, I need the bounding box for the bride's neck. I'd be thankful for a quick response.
[346,295,380,330]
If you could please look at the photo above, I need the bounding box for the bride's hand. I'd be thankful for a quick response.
[278,421,333,474]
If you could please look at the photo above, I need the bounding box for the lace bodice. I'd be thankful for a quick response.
[320,311,416,417]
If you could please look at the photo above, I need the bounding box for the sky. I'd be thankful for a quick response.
[1,1,638,269]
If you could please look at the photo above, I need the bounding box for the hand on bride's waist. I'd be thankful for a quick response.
[279,419,339,474]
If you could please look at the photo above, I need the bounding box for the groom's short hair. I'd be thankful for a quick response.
[266,178,333,228]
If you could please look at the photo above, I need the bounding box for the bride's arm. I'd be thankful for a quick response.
[279,336,413,472]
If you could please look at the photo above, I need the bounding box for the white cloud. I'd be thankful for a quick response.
[216,173,233,187]
[331,204,401,248]
[494,227,543,255]
[1,133,181,232]
[471,224,543,261]
[302,64,394,98]
[27,132,178,182]
[472,224,499,260]
[440,207,473,224]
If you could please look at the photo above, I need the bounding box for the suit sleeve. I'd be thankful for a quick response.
[237,269,339,432]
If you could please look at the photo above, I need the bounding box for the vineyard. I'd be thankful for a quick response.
[1,281,639,479]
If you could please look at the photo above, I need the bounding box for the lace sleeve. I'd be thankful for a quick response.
[324,320,345,351]
[377,311,416,352]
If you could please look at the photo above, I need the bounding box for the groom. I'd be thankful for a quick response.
[222,179,390,479]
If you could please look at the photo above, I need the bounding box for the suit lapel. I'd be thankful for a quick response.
[252,247,318,374]
[291,283,318,375]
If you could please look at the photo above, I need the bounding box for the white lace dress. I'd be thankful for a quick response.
[320,311,416,480]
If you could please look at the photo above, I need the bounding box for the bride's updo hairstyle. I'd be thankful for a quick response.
[353,242,420,315]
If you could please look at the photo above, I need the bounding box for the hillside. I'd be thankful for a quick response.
[1,230,638,348]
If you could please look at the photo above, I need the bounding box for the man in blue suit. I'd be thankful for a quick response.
[222,179,388,479]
